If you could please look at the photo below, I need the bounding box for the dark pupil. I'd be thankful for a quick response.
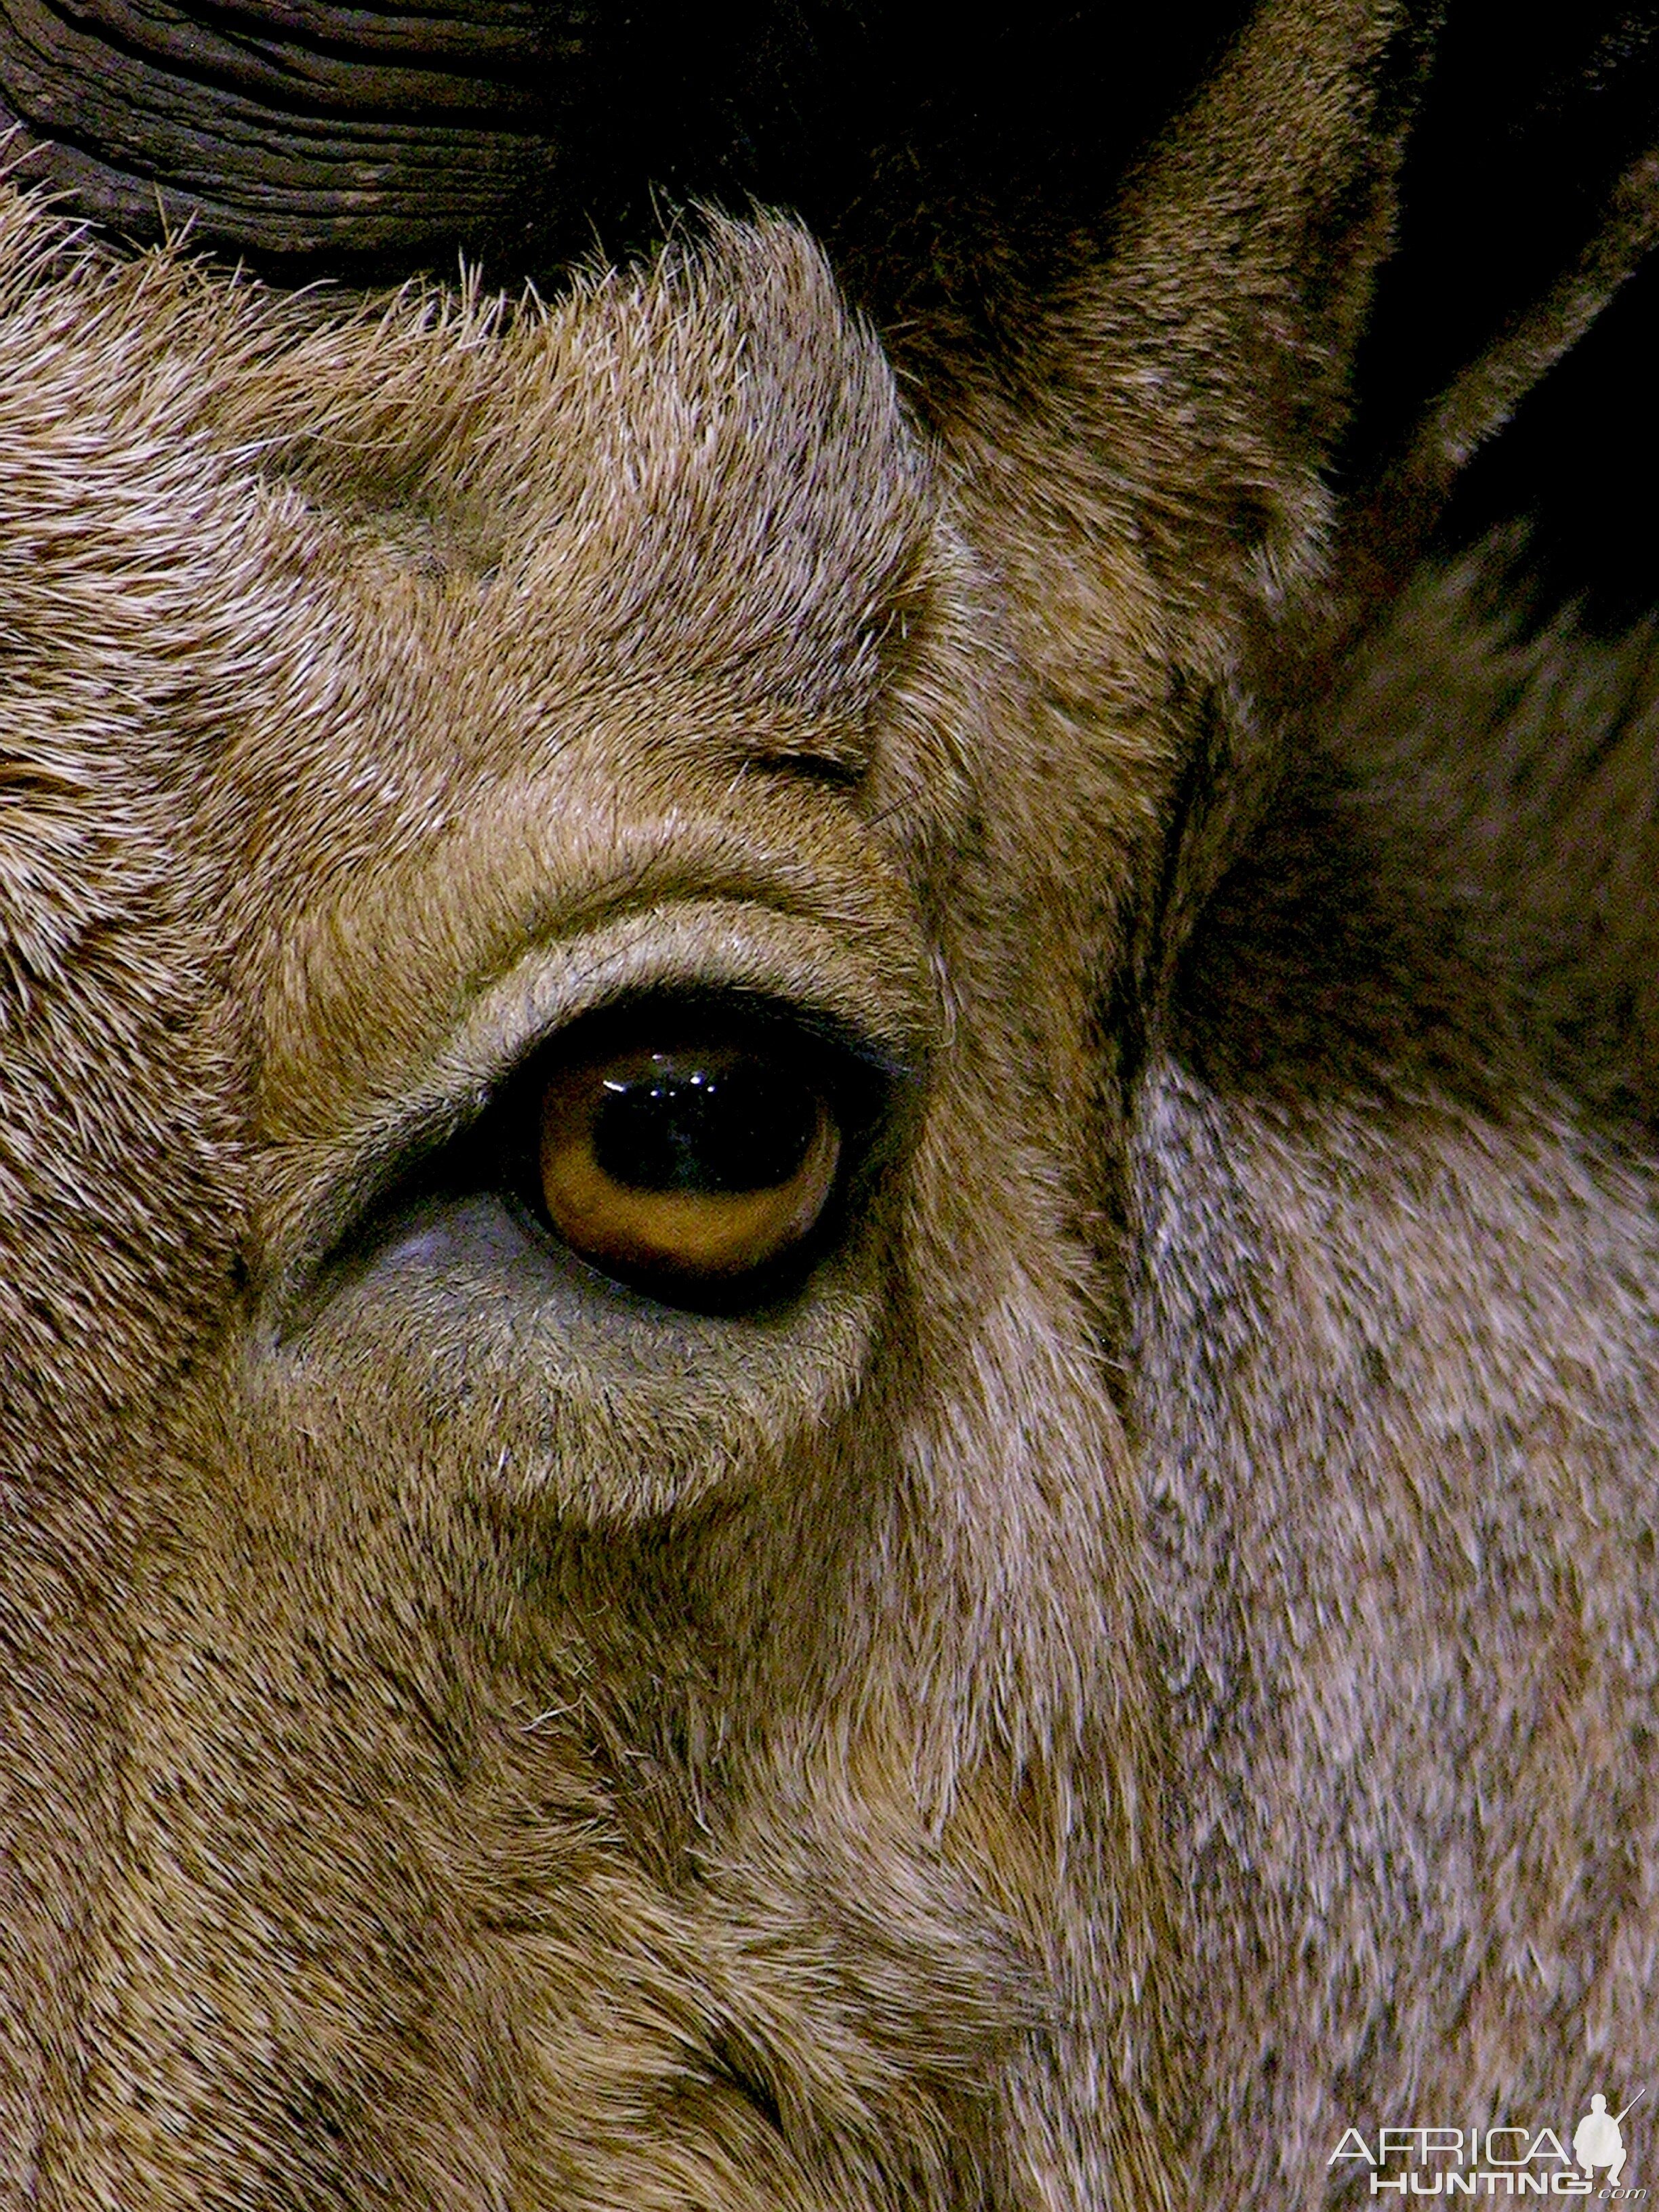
[592,1059,818,1194]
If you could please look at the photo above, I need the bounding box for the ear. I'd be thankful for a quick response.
[1078,0,1437,629]
[1340,136,1659,624]
[1078,0,1659,651]
[923,0,1659,1012]
[907,0,1441,1054]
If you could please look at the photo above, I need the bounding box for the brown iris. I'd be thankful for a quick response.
[538,1029,842,1291]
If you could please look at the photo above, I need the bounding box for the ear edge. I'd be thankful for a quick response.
[1333,136,1659,646]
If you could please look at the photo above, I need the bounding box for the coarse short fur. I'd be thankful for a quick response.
[1,0,1656,2205]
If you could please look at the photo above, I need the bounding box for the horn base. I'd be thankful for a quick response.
[0,0,573,256]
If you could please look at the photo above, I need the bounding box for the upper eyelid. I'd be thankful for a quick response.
[251,898,936,1338]
[260,790,921,1147]
[518,992,911,1099]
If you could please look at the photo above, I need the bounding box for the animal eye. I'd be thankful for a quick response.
[533,1023,844,1298]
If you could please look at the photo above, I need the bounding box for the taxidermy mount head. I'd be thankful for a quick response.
[1,0,1658,2203]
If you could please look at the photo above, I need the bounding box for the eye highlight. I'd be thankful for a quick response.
[535,1024,845,1295]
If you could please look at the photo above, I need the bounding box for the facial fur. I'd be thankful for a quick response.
[3,1,1657,2205]
[0,192,1175,2209]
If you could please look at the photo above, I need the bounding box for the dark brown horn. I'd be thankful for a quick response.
[0,0,573,256]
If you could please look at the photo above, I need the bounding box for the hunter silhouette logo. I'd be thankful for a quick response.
[1575,2095,1642,2190]
[1331,2091,1645,2195]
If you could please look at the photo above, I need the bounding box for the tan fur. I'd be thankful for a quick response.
[2,1,1656,2205]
